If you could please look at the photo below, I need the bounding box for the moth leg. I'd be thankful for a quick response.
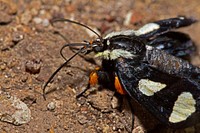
[127,96,135,132]
[138,16,197,38]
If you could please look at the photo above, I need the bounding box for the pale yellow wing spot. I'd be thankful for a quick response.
[138,79,166,96]
[169,92,196,123]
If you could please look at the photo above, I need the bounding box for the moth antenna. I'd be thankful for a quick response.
[60,43,89,61]
[53,31,70,42]
[43,46,86,100]
[51,18,103,42]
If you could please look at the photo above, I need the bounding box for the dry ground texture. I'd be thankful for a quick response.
[0,0,200,133]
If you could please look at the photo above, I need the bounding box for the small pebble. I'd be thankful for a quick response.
[25,59,41,74]
[12,32,24,43]
[0,63,6,70]
[111,96,120,109]
[47,102,56,111]
[42,19,50,27]
[21,11,32,25]
[0,91,31,125]
[0,11,12,24]
[33,17,42,24]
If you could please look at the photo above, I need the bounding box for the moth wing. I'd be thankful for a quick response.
[147,32,195,59]
[115,58,200,128]
[138,17,196,38]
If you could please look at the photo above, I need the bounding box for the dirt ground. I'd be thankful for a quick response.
[0,0,200,133]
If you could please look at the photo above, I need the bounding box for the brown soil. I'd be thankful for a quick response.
[0,0,200,133]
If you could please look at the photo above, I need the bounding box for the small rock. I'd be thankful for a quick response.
[25,59,41,74]
[29,1,41,15]
[111,96,120,109]
[33,17,42,24]
[0,11,12,24]
[0,91,31,125]
[0,62,6,70]
[42,19,50,27]
[0,0,17,15]
[47,102,56,111]
[12,32,24,43]
[20,10,32,25]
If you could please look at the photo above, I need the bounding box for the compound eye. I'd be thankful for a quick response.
[92,39,104,52]
[93,45,103,52]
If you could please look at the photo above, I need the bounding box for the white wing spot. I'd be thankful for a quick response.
[179,17,185,20]
[95,49,135,60]
[135,23,160,36]
[104,22,160,39]
[169,92,196,123]
[138,79,166,96]
[104,30,136,39]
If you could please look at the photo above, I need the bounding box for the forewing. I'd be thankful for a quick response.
[138,17,196,39]
[115,58,200,128]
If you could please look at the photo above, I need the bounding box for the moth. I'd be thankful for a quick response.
[43,16,200,129]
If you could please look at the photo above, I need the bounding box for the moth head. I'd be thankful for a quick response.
[90,38,104,52]
[94,35,146,60]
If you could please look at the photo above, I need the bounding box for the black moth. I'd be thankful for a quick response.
[43,17,200,130]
